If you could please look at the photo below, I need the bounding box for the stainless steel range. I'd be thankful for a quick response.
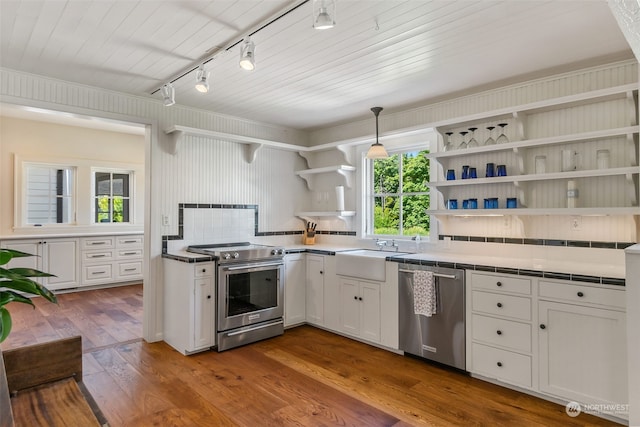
[187,242,285,351]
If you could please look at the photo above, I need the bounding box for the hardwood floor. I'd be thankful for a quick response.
[1,285,619,426]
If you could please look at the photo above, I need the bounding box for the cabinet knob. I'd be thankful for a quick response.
[496,281,502,287]
[577,291,584,297]
[207,295,211,299]
[359,297,363,301]
[496,302,503,308]
[496,330,502,335]
[202,268,207,273]
[497,362,503,367]
[354,296,358,300]
[319,271,323,275]
[540,324,546,330]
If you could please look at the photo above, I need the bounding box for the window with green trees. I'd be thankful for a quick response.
[94,171,131,223]
[372,149,429,237]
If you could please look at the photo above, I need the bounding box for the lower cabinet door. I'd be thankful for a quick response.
[340,278,360,336]
[538,301,627,407]
[193,278,214,350]
[360,282,381,343]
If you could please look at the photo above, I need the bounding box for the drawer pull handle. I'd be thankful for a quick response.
[496,330,502,335]
[123,240,137,243]
[497,302,503,308]
[497,362,503,367]
[90,242,106,245]
[577,291,584,297]
[540,324,546,330]
[124,268,136,272]
[496,281,502,287]
[123,252,137,255]
[91,254,106,258]
[91,271,106,275]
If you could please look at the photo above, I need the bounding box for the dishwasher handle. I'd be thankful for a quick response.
[398,268,457,279]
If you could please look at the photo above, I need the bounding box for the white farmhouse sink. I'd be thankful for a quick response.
[335,249,407,282]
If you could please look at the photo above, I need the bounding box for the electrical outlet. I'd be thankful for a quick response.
[162,215,170,226]
[570,216,581,231]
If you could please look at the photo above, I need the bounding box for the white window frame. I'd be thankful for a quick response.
[360,141,436,241]
[92,168,135,225]
[15,157,78,228]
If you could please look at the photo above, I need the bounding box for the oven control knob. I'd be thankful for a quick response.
[232,252,240,259]
[278,249,284,255]
[271,249,278,255]
[222,253,231,260]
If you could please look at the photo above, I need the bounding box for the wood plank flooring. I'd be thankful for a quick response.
[1,285,619,426]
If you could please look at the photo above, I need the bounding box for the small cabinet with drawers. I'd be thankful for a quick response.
[80,234,143,286]
[468,271,534,389]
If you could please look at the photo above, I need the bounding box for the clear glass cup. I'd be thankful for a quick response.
[485,126,496,145]
[496,123,509,144]
[467,127,479,148]
[443,132,454,151]
[459,131,468,149]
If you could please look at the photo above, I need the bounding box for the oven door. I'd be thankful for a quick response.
[217,261,284,332]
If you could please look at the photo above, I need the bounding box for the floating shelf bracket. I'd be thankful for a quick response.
[167,130,184,155]
[245,143,263,163]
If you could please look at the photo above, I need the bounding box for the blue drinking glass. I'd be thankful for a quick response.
[469,198,478,209]
[507,198,517,208]
[469,167,477,179]
[462,165,469,180]
[447,199,458,209]
[446,169,456,180]
[462,199,469,209]
[497,165,507,177]
[491,198,499,209]
[484,198,491,209]
[486,163,495,178]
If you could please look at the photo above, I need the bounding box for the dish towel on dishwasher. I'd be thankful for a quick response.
[413,270,437,317]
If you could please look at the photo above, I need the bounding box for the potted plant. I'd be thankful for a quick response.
[0,248,58,342]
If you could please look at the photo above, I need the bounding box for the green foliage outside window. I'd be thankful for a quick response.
[373,150,430,236]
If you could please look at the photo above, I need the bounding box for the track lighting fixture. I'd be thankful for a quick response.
[195,64,210,93]
[313,0,335,30]
[160,83,175,107]
[239,38,256,71]
[366,107,389,159]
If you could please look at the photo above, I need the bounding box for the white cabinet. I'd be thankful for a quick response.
[428,84,639,216]
[80,235,143,286]
[467,271,534,389]
[338,277,381,343]
[538,282,627,414]
[305,254,325,326]
[1,238,80,290]
[163,259,215,355]
[284,253,306,327]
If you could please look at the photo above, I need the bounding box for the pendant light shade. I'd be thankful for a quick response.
[195,64,210,93]
[239,38,256,71]
[366,107,389,159]
[313,0,335,30]
[160,83,175,106]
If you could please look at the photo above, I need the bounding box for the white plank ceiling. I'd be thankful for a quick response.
[0,0,633,130]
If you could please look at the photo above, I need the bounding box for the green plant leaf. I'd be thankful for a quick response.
[0,277,57,304]
[8,268,55,278]
[0,249,35,260]
[0,290,35,307]
[0,306,12,342]
[0,251,12,266]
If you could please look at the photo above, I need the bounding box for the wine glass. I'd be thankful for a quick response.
[443,132,454,151]
[458,131,468,149]
[467,127,479,148]
[484,126,496,145]
[496,123,509,144]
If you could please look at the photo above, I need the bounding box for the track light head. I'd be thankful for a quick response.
[195,64,210,93]
[313,0,335,30]
[160,83,175,106]
[239,38,255,71]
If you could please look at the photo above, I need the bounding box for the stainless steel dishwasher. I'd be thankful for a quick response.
[399,264,466,370]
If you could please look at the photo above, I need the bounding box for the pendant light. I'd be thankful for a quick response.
[366,107,389,159]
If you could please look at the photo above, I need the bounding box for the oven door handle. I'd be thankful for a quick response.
[223,262,283,271]
[399,269,457,279]
[226,319,284,337]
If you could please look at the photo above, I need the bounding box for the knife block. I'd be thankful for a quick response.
[303,232,316,245]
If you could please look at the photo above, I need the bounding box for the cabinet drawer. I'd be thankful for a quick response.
[83,264,113,282]
[472,291,531,321]
[118,261,142,278]
[539,281,625,309]
[82,250,114,262]
[117,249,142,259]
[82,237,115,249]
[472,343,532,388]
[472,314,531,353]
[116,236,143,247]
[470,272,531,295]
[195,263,214,277]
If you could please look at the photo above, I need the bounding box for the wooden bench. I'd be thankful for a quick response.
[1,336,108,427]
